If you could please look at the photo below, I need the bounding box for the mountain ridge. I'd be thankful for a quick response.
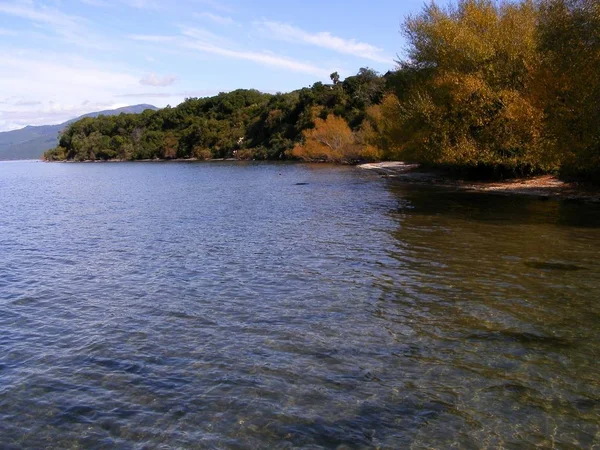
[0,104,158,161]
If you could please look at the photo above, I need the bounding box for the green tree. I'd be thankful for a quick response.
[330,72,340,85]
[536,0,600,179]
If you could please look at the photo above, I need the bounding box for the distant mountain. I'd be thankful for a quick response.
[0,104,158,161]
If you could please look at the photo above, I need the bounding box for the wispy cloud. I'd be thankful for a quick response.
[124,0,161,9]
[256,21,392,64]
[130,27,332,77]
[184,40,329,76]
[0,51,144,130]
[81,0,161,8]
[117,89,218,99]
[14,100,42,106]
[192,0,235,14]
[129,34,177,43]
[1,53,139,93]
[0,1,109,49]
[140,73,178,87]
[179,26,228,45]
[194,12,236,26]
[80,0,110,6]
[179,24,331,76]
[0,27,18,36]
[117,92,177,98]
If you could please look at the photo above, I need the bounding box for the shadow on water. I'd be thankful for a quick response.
[253,400,449,449]
[524,261,586,271]
[373,179,600,447]
[389,183,600,228]
[466,330,574,349]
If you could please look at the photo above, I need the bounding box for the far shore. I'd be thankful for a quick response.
[359,162,600,203]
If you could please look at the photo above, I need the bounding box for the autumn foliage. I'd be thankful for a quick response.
[43,0,600,181]
[374,0,548,175]
[536,0,600,179]
[291,114,381,163]
[374,0,600,179]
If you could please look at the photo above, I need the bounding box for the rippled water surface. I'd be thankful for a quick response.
[1,160,600,449]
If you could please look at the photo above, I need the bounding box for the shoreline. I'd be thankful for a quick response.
[34,158,600,203]
[358,162,600,203]
[49,158,240,163]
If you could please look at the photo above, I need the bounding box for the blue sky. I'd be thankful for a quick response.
[0,0,426,131]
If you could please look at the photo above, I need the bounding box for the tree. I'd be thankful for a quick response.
[291,114,380,163]
[43,75,390,164]
[536,0,600,179]
[43,146,67,161]
[161,132,179,159]
[382,0,549,175]
[192,146,212,160]
[330,72,340,85]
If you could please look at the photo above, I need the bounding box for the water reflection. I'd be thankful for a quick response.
[0,162,599,448]
[379,183,600,448]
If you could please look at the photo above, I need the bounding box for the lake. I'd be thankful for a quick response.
[1,160,599,448]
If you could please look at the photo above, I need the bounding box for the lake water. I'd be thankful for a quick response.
[1,160,599,449]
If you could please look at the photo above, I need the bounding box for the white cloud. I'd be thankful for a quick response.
[124,0,161,9]
[194,12,236,26]
[117,92,176,98]
[129,34,177,43]
[140,73,177,86]
[183,40,329,76]
[0,27,18,36]
[192,0,235,14]
[1,53,138,94]
[117,89,218,99]
[179,26,230,45]
[0,1,109,49]
[81,0,161,8]
[130,27,332,77]
[80,0,110,6]
[256,21,392,64]
[0,51,177,131]
[14,100,42,106]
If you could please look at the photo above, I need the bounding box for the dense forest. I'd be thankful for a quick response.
[44,68,388,163]
[45,0,599,181]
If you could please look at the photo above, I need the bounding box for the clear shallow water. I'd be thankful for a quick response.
[1,160,599,449]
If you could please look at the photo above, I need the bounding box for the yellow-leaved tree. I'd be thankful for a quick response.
[381,0,553,176]
[536,0,600,179]
[291,114,381,163]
